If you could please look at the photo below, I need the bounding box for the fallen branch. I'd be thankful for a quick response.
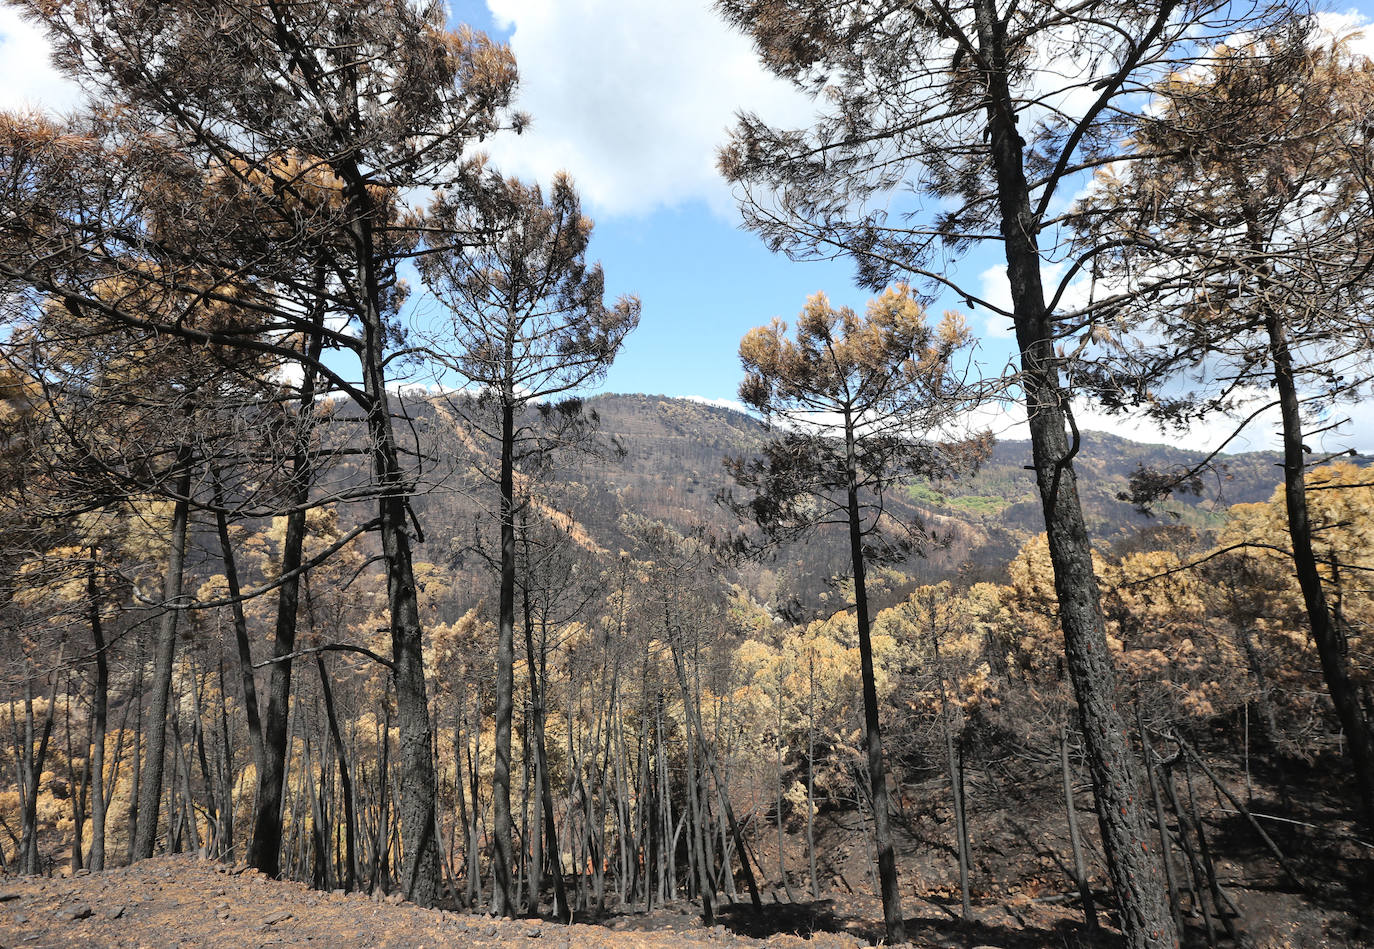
[1168,732,1307,891]
[1213,809,1374,851]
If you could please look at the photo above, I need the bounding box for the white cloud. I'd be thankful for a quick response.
[1316,11,1374,61]
[959,390,1374,456]
[479,0,814,217]
[0,9,84,115]
[975,265,1017,339]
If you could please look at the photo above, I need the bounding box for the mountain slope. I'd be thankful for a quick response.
[403,392,1339,610]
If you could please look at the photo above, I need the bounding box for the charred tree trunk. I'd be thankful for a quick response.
[1061,723,1097,932]
[842,411,905,943]
[250,284,324,877]
[932,604,971,920]
[126,640,145,864]
[805,651,820,900]
[972,1,1174,944]
[213,483,264,785]
[523,585,569,919]
[86,552,109,871]
[133,452,193,861]
[15,661,60,874]
[1137,710,1183,940]
[317,655,358,891]
[492,392,518,915]
[339,184,442,907]
[1264,307,1374,833]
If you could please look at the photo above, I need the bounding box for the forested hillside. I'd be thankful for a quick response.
[429,393,1315,609]
[3,384,1372,943]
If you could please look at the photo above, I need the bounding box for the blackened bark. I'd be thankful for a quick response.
[340,180,442,907]
[667,610,715,922]
[934,620,971,920]
[213,491,264,780]
[250,285,324,876]
[248,500,304,875]
[972,1,1174,944]
[1061,723,1097,931]
[86,552,109,871]
[670,634,762,913]
[805,653,820,900]
[492,395,517,915]
[16,664,60,873]
[1138,718,1183,941]
[317,654,358,891]
[843,414,905,944]
[133,453,193,861]
[1265,310,1374,833]
[126,644,144,864]
[522,588,569,918]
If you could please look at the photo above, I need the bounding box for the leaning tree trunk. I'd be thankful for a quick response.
[16,662,60,874]
[972,1,1174,945]
[842,413,905,944]
[317,654,358,891]
[250,276,325,876]
[1264,307,1374,834]
[132,453,193,861]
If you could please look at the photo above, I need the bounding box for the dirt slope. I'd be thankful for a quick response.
[0,855,892,949]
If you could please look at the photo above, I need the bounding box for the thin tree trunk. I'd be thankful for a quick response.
[171,704,200,853]
[1264,305,1374,833]
[1137,709,1183,940]
[1061,723,1097,931]
[65,690,87,871]
[1174,733,1303,889]
[452,698,473,908]
[127,640,145,864]
[932,605,971,920]
[317,655,357,891]
[703,719,762,912]
[1183,758,1237,943]
[215,655,235,860]
[516,708,530,911]
[670,625,714,922]
[133,454,193,861]
[212,484,264,780]
[775,686,793,901]
[805,651,819,901]
[465,685,482,907]
[842,412,904,943]
[368,701,391,895]
[86,552,109,870]
[523,589,569,919]
[611,687,635,909]
[16,661,61,873]
[187,661,219,850]
[492,394,518,915]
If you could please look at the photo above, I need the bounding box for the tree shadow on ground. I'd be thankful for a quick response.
[715,898,1124,948]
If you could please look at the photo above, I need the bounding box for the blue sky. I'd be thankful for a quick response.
[443,0,1374,453]
[444,0,894,404]
[3,1,1372,451]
